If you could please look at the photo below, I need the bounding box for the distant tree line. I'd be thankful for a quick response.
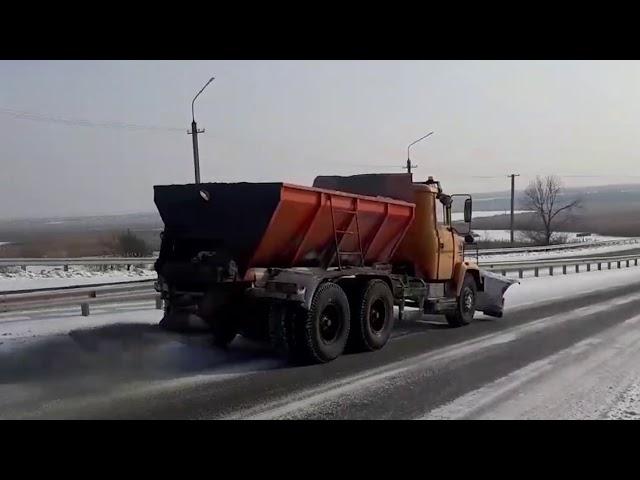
[116,230,153,257]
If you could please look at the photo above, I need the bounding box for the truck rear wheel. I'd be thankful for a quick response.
[200,291,238,348]
[445,274,476,327]
[210,315,238,348]
[268,302,298,358]
[298,282,350,364]
[349,280,395,352]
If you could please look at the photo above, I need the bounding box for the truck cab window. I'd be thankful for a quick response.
[437,194,452,226]
[435,202,445,225]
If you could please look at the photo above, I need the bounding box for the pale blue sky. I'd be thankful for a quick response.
[1,60,639,218]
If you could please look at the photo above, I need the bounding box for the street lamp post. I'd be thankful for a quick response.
[406,131,434,174]
[188,76,215,184]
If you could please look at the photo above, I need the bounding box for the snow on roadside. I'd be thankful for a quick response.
[499,264,640,312]
[479,240,640,263]
[0,266,156,292]
[0,301,160,342]
[607,382,640,420]
[473,229,628,243]
[420,314,640,420]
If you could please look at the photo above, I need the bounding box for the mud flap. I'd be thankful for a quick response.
[476,270,518,318]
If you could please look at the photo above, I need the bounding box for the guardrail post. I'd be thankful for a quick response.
[518,269,523,279]
[562,265,567,275]
[575,264,579,273]
[21,265,26,271]
[502,270,507,276]
[81,302,90,316]
[608,262,611,270]
[617,261,621,269]
[587,264,591,272]
[626,260,630,267]
[155,294,163,310]
[63,265,69,272]
[598,263,602,270]
[636,259,638,266]
[534,267,539,277]
[549,266,553,276]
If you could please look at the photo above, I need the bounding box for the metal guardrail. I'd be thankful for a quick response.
[0,278,156,296]
[2,245,639,316]
[481,253,640,279]
[477,238,640,256]
[0,257,157,269]
[0,280,160,316]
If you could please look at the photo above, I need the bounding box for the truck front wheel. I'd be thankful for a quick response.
[445,274,477,327]
[298,282,351,364]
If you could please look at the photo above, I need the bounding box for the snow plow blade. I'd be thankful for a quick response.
[476,270,518,318]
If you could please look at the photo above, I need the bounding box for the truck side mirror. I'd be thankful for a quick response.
[464,234,475,244]
[464,198,472,223]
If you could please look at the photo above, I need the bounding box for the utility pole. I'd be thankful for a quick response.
[405,158,417,174]
[405,131,433,175]
[188,77,215,184]
[509,173,520,244]
[188,120,205,184]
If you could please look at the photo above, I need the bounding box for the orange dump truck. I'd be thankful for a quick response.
[154,173,516,364]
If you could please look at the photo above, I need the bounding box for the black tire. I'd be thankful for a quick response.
[210,313,238,348]
[202,303,237,348]
[445,274,477,327]
[200,290,237,348]
[207,316,238,348]
[268,302,299,358]
[297,282,351,364]
[349,280,395,352]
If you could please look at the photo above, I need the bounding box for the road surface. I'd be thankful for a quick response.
[2,272,640,419]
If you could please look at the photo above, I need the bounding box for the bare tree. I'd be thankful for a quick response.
[521,175,581,245]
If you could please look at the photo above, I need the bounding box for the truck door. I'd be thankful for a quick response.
[435,201,455,280]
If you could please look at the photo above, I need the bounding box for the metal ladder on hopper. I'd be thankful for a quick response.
[329,195,365,269]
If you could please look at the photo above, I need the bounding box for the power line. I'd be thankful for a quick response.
[0,107,184,132]
[471,173,640,179]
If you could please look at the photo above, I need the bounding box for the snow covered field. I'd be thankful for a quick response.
[479,239,640,264]
[452,210,532,221]
[472,229,628,243]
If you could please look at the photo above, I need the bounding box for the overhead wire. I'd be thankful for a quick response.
[0,107,184,132]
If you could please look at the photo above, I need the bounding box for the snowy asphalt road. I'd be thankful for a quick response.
[2,272,640,419]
